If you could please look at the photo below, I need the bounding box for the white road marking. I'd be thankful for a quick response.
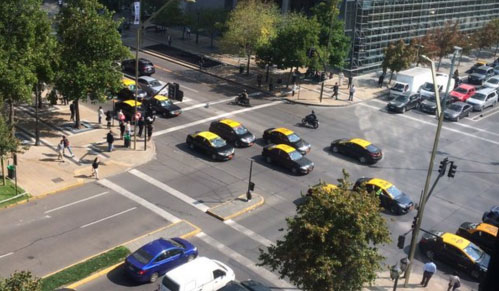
[470,106,499,121]
[128,169,210,212]
[80,207,137,228]
[44,191,109,214]
[98,179,180,223]
[182,97,235,112]
[153,100,283,137]
[196,232,295,290]
[224,220,272,247]
[0,252,14,259]
[359,102,499,145]
[180,84,199,93]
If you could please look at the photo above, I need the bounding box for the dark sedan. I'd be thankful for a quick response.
[124,237,198,283]
[209,118,256,147]
[262,144,314,175]
[262,127,311,154]
[387,93,422,113]
[143,95,181,118]
[419,231,489,281]
[330,138,382,164]
[456,222,498,255]
[419,95,453,114]
[354,178,413,214]
[186,131,235,161]
[122,58,155,76]
[443,102,473,121]
[219,280,272,291]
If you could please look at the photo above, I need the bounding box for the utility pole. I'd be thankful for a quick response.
[441,47,462,111]
[133,0,142,150]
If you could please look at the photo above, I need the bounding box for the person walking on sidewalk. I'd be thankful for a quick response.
[61,136,74,157]
[98,106,104,124]
[138,116,145,137]
[147,123,153,141]
[349,84,355,101]
[332,83,339,100]
[119,121,125,140]
[57,140,65,162]
[69,101,75,121]
[105,110,112,129]
[378,73,385,88]
[106,130,114,152]
[447,271,460,291]
[347,75,353,88]
[125,121,131,137]
[420,260,437,287]
[91,157,100,179]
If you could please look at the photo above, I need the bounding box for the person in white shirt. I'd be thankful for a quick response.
[98,106,104,124]
[420,260,437,287]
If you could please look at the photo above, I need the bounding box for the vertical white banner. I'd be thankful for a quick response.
[133,1,141,25]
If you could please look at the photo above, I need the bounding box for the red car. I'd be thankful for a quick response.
[450,84,476,102]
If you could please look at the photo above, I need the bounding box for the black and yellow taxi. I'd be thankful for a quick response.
[143,95,182,118]
[114,99,142,122]
[306,183,338,196]
[186,131,235,161]
[117,78,147,101]
[262,127,311,155]
[261,144,314,175]
[209,119,256,147]
[419,232,490,280]
[456,222,497,255]
[353,178,413,214]
[330,138,382,164]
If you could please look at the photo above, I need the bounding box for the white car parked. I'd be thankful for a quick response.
[483,76,499,91]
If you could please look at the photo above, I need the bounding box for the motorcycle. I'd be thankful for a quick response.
[234,94,250,107]
[302,114,319,129]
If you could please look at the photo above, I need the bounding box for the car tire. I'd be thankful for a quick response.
[291,167,298,174]
[401,107,406,113]
[359,156,367,164]
[149,272,159,283]
[332,146,339,153]
[425,250,434,259]
[265,156,272,163]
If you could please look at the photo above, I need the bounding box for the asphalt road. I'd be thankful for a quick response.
[2,53,498,290]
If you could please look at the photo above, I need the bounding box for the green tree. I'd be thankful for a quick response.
[473,19,499,58]
[258,171,391,291]
[56,0,131,128]
[0,114,19,191]
[267,13,320,86]
[382,40,414,83]
[0,271,41,291]
[310,0,350,70]
[420,21,460,70]
[152,0,184,31]
[220,0,280,75]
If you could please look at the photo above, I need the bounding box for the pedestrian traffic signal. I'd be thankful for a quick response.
[438,158,448,175]
[448,161,457,178]
[397,235,405,249]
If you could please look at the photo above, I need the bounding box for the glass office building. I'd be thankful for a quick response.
[340,0,499,75]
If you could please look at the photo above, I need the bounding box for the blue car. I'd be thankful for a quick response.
[124,237,198,283]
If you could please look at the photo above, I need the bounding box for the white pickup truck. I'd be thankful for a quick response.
[389,67,432,98]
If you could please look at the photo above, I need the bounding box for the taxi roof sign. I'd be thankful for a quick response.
[272,144,296,153]
[154,95,169,101]
[196,131,219,141]
[122,78,135,87]
[123,100,142,107]
[368,178,393,190]
[476,223,498,237]
[273,127,294,136]
[220,119,241,128]
[350,138,371,148]
[442,232,470,250]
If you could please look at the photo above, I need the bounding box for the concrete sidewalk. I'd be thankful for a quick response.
[8,98,156,199]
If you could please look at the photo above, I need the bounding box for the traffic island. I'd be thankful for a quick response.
[0,178,30,208]
[207,193,264,221]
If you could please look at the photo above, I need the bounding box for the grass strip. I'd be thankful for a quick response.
[41,246,130,291]
[0,179,29,208]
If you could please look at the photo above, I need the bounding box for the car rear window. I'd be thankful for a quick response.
[454,87,467,94]
[161,276,180,291]
[131,248,154,264]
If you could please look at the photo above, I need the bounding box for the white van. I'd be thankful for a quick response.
[159,257,235,291]
[419,73,455,99]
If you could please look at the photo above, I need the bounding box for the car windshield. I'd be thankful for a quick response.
[471,93,486,101]
[487,78,499,84]
[454,87,468,94]
[131,248,154,264]
[475,69,487,75]
[386,185,403,199]
[160,100,173,107]
[289,150,303,161]
[233,125,248,135]
[149,80,162,87]
[394,95,408,102]
[463,244,484,262]
[447,104,463,111]
[392,83,405,91]
[210,137,226,148]
[422,82,434,91]
[424,96,437,103]
[287,133,301,143]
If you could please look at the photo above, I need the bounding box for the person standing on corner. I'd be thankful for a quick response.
[347,75,353,88]
[98,106,104,125]
[420,260,437,287]
[349,84,355,101]
[447,271,460,291]
[119,121,125,140]
[69,101,75,121]
[138,116,145,137]
[106,130,114,152]
[61,136,74,157]
[147,123,153,141]
[332,82,339,100]
[91,157,100,179]
[105,110,112,129]
[125,121,131,137]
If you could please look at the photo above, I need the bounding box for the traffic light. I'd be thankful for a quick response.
[438,158,448,175]
[248,182,255,191]
[167,83,175,99]
[397,235,405,249]
[448,161,457,178]
[411,215,418,229]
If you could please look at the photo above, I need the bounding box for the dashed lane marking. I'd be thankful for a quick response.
[80,207,136,229]
[44,191,109,214]
[0,252,14,260]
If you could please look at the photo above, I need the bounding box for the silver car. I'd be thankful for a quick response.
[484,76,499,91]
[466,88,498,111]
[138,76,167,96]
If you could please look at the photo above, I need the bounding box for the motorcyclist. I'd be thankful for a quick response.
[237,89,249,105]
[306,110,317,123]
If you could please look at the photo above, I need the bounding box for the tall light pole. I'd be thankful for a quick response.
[442,47,462,111]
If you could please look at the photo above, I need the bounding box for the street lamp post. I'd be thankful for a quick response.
[442,47,462,111]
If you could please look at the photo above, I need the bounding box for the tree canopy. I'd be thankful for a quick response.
[0,270,40,291]
[258,171,391,291]
[56,0,130,127]
[419,21,460,70]
[382,40,416,82]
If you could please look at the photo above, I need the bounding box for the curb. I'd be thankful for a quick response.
[65,262,122,289]
[207,194,265,221]
[284,97,356,108]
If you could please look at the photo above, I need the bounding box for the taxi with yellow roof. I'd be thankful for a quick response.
[262,127,311,154]
[353,177,413,214]
[456,222,497,254]
[209,119,255,147]
[186,131,235,161]
[114,99,143,122]
[143,95,182,118]
[330,138,382,164]
[419,231,490,280]
[117,78,147,101]
[261,144,314,175]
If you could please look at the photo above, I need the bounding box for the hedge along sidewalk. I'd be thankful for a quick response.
[40,246,130,291]
[0,178,30,208]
